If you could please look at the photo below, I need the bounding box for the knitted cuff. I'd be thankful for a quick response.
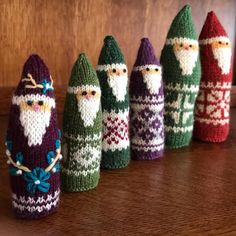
[6,54,61,219]
[97,35,130,168]
[130,38,164,160]
[160,5,201,149]
[194,12,232,142]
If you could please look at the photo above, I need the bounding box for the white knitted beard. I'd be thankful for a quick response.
[143,73,162,94]
[212,47,231,74]
[20,110,51,147]
[174,49,198,75]
[107,75,128,101]
[78,97,100,127]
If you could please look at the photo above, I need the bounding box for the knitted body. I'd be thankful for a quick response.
[130,38,164,160]
[6,55,61,219]
[160,5,201,148]
[194,12,232,142]
[61,53,102,192]
[96,36,130,169]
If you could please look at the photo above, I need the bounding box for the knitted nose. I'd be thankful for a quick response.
[85,95,91,100]
[33,104,40,112]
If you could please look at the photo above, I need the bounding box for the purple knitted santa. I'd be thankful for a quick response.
[5,54,62,219]
[129,38,164,160]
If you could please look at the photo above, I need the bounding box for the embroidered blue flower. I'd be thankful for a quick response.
[24,168,50,194]
[5,140,13,152]
[47,151,60,173]
[41,79,53,94]
[55,139,61,150]
[9,152,24,176]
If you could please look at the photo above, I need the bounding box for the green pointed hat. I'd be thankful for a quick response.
[167,5,197,40]
[98,35,125,65]
[69,53,100,87]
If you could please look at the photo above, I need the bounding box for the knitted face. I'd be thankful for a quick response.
[211,38,231,74]
[141,65,162,94]
[106,65,128,102]
[172,39,199,75]
[76,85,101,127]
[12,94,55,147]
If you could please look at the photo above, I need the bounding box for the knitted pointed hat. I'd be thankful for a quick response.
[199,11,228,40]
[15,54,54,98]
[97,35,125,65]
[134,38,160,66]
[167,5,197,40]
[69,53,100,87]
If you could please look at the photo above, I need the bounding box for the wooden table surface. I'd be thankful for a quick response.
[1,110,236,236]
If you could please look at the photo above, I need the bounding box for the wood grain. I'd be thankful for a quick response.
[1,110,236,235]
[0,0,235,88]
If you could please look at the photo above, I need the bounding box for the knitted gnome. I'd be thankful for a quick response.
[5,54,61,219]
[129,38,164,160]
[194,12,232,142]
[160,5,201,148]
[96,35,130,169]
[61,53,102,192]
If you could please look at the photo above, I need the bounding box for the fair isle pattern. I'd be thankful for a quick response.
[102,109,129,152]
[195,82,231,126]
[130,96,164,154]
[12,190,60,213]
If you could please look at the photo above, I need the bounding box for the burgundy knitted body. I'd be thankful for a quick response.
[6,55,61,219]
[129,38,164,160]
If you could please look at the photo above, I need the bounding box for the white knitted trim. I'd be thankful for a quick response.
[63,133,102,141]
[96,63,127,71]
[12,190,60,213]
[165,125,193,133]
[164,83,199,93]
[199,36,230,45]
[67,85,101,94]
[200,81,231,89]
[166,37,198,45]
[195,117,229,125]
[132,143,164,152]
[12,95,55,108]
[133,64,162,72]
[61,166,99,176]
[130,95,164,104]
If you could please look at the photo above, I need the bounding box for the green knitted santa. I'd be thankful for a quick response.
[96,35,130,169]
[61,53,102,191]
[160,5,201,148]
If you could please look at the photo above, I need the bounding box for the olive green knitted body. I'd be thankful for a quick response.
[160,5,201,149]
[96,36,130,169]
[61,53,102,191]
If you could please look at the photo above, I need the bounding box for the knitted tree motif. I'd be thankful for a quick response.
[61,53,102,192]
[194,11,232,142]
[129,38,164,160]
[5,54,61,219]
[96,35,130,169]
[160,5,201,149]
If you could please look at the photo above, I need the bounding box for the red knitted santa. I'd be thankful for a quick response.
[194,11,232,142]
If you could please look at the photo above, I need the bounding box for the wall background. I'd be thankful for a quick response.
[0,0,236,113]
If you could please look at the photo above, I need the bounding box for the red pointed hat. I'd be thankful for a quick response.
[199,11,228,40]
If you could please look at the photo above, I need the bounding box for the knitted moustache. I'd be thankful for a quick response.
[5,54,61,219]
[194,11,232,142]
[160,5,201,149]
[130,38,164,160]
[96,35,130,169]
[61,53,102,191]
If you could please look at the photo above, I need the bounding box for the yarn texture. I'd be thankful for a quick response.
[193,12,232,142]
[96,35,130,169]
[5,54,61,219]
[61,53,102,192]
[130,38,164,160]
[160,5,201,148]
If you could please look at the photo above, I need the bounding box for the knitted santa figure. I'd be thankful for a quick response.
[130,38,164,160]
[5,54,61,219]
[160,5,201,148]
[96,35,130,169]
[61,53,102,191]
[194,11,232,142]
